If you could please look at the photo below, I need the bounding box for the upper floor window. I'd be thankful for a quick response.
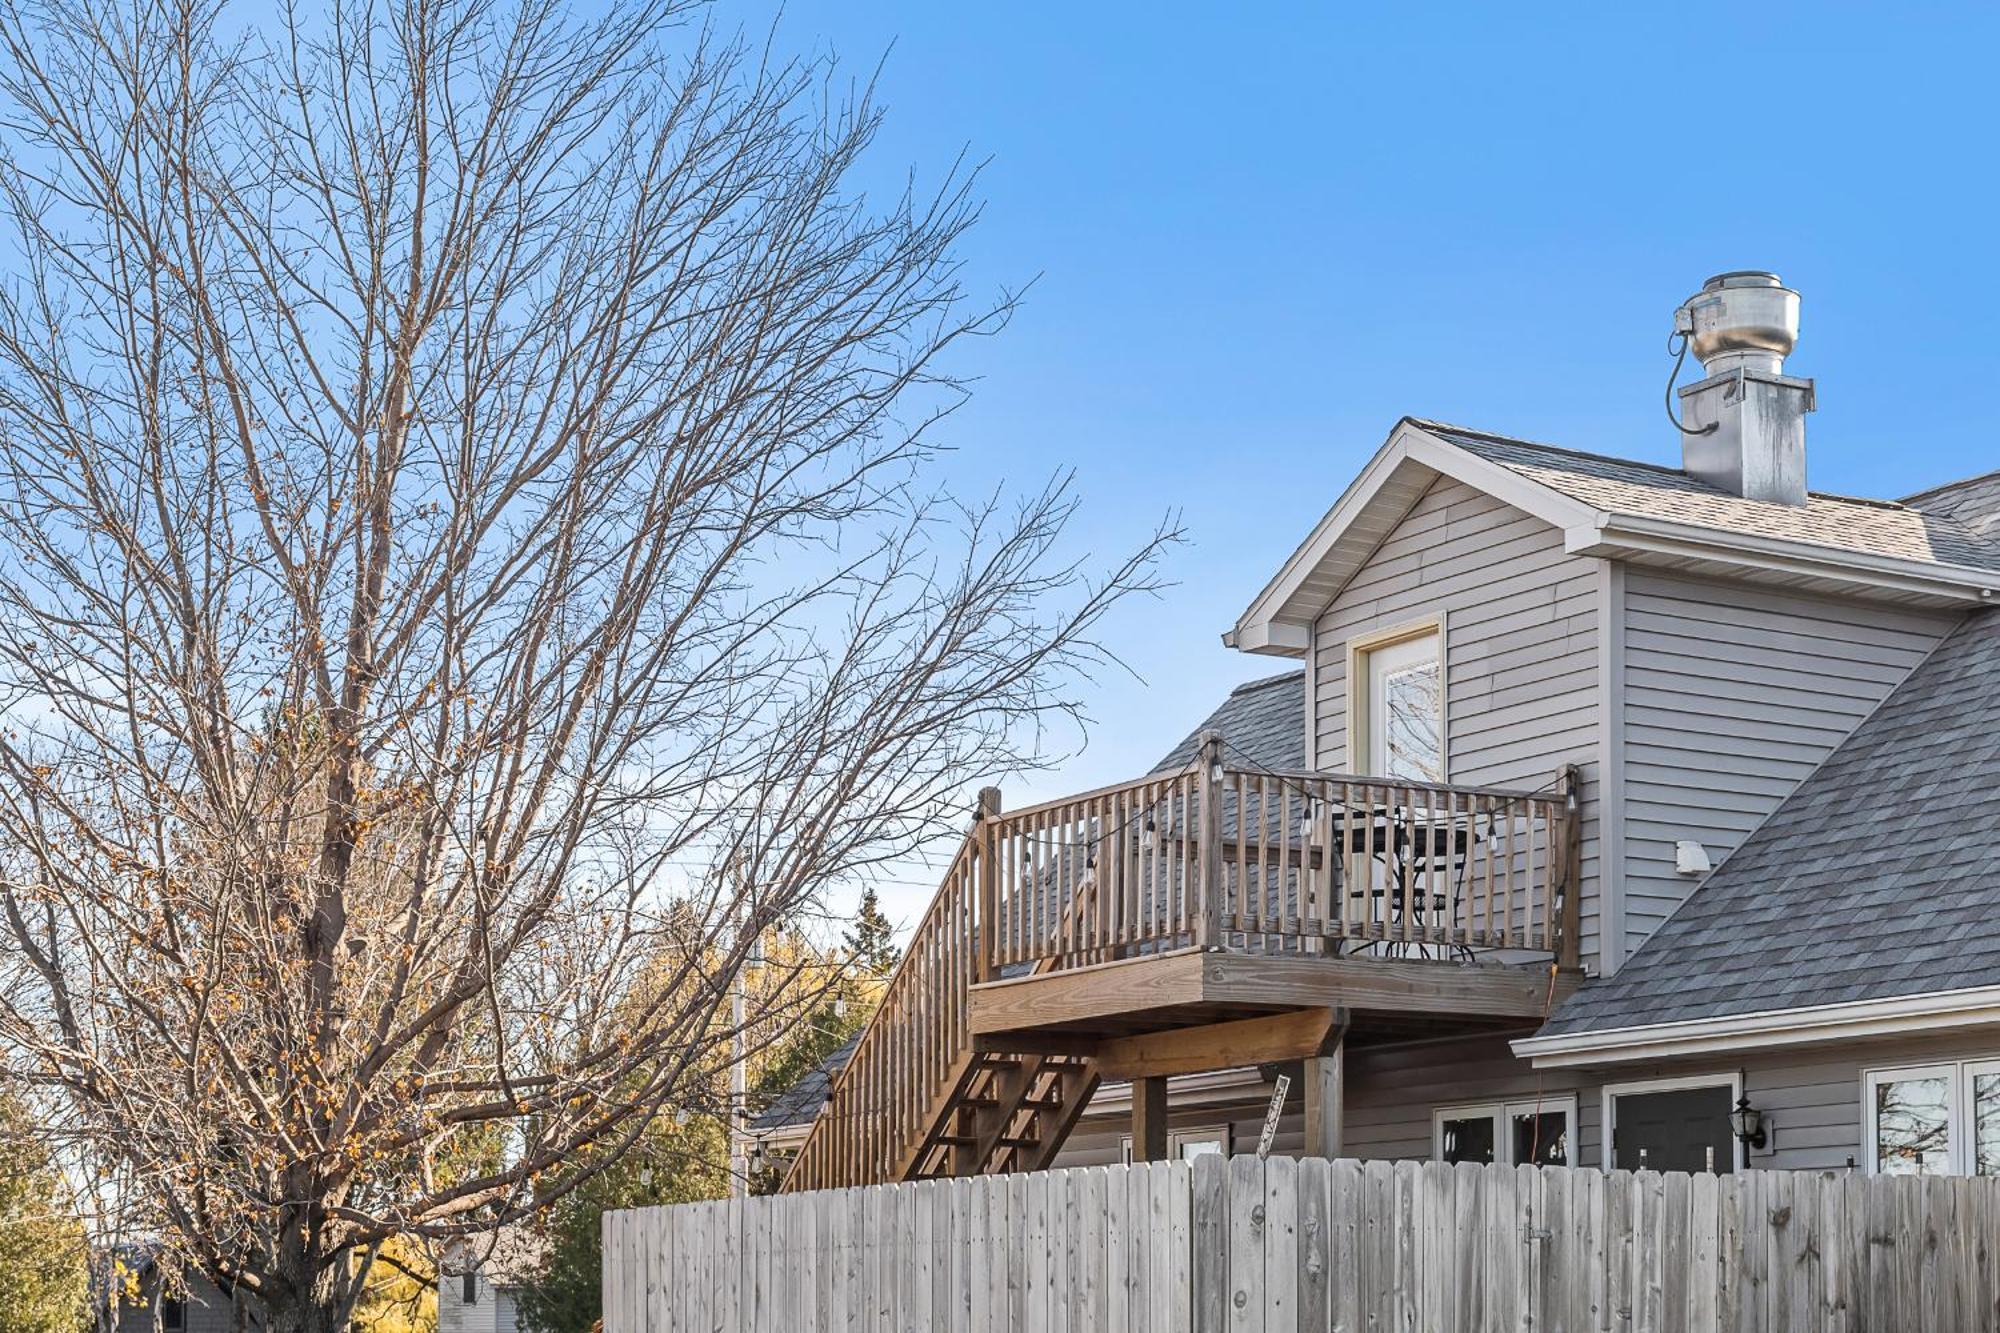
[1349,621,1444,782]
[1865,1058,2000,1176]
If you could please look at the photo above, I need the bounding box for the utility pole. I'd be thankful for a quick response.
[729,960,748,1197]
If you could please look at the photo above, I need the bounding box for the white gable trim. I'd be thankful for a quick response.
[1513,983,2000,1069]
[1231,418,2000,661]
[1226,420,1600,657]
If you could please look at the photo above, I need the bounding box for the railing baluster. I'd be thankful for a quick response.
[784,760,1577,1193]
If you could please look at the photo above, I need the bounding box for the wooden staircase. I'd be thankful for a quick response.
[780,740,1580,1193]
[905,1051,1099,1179]
[778,766,1175,1193]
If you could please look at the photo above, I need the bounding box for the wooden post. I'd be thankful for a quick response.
[1133,1075,1169,1163]
[1303,1008,1348,1160]
[1195,729,1224,950]
[976,786,1002,982]
[1556,764,1583,971]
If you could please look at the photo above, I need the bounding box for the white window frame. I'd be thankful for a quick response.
[1345,615,1447,780]
[1860,1057,2000,1177]
[1600,1072,1744,1172]
[1119,1123,1232,1165]
[1969,1058,2000,1177]
[1432,1094,1579,1166]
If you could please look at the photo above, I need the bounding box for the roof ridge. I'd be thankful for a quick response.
[1406,417,1690,479]
[1413,416,1921,513]
[1901,467,2000,505]
[1229,668,1306,696]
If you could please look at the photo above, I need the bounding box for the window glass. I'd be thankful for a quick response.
[1178,1138,1224,1161]
[1439,1113,1495,1165]
[1974,1072,2000,1176]
[1364,631,1442,782]
[1874,1074,1952,1175]
[1383,661,1441,781]
[1512,1109,1569,1167]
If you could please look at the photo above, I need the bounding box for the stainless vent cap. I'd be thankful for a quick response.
[1678,270,1800,375]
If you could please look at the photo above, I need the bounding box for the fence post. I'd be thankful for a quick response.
[1555,764,1582,970]
[976,786,1002,982]
[1196,730,1224,950]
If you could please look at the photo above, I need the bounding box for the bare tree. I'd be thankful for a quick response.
[0,0,1175,1328]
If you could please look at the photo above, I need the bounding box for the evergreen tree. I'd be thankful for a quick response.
[514,1117,728,1333]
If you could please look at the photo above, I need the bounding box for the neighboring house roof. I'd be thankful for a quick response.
[439,1225,545,1289]
[1521,608,2000,1057]
[754,672,1310,1135]
[748,1031,861,1132]
[1232,418,2000,654]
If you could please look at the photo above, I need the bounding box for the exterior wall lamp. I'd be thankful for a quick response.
[1730,1095,1768,1151]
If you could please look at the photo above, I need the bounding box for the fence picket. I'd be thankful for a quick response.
[606,1160,2000,1332]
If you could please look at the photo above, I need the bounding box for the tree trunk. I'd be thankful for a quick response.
[261,1261,359,1333]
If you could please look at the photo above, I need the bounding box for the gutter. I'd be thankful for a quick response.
[1513,983,2000,1069]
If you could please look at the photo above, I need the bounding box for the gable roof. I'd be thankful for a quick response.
[1230,419,2000,655]
[1429,423,2000,574]
[1518,608,2000,1063]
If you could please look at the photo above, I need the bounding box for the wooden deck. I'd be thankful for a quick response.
[780,732,1583,1193]
[967,946,1577,1046]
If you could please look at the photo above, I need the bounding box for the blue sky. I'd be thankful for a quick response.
[733,1,2000,921]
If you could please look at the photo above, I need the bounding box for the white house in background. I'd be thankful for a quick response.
[437,1228,543,1333]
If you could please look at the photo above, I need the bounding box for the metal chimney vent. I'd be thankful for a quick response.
[1672,271,1815,506]
[1678,271,1800,376]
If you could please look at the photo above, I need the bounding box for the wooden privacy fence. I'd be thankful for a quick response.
[604,1155,2000,1332]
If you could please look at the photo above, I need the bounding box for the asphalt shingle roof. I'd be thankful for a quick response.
[1151,670,1305,774]
[748,1032,860,1131]
[1905,469,2000,540]
[1420,421,2000,574]
[1540,608,2000,1036]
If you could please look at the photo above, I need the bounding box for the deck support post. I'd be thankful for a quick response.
[1303,1007,1349,1160]
[1195,729,1224,949]
[1132,1075,1169,1162]
[975,786,1002,982]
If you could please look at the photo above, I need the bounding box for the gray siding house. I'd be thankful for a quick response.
[769,271,2000,1192]
[102,1255,251,1333]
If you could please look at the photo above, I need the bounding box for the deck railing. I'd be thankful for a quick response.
[983,735,1580,973]
[782,737,1580,1191]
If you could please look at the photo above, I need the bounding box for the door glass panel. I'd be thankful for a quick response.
[1439,1113,1496,1165]
[1366,632,1442,782]
[1977,1072,2000,1177]
[1368,632,1448,780]
[1512,1109,1570,1167]
[1874,1074,1952,1175]
[1611,1085,1735,1174]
